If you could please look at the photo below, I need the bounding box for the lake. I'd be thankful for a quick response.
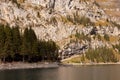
[0,64,120,80]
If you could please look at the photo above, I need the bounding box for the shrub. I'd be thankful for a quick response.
[85,47,118,63]
[104,34,109,41]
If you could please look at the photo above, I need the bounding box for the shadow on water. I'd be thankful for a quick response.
[0,67,59,80]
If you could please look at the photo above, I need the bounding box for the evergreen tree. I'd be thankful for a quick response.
[0,25,6,61]
[48,40,59,61]
[21,28,29,62]
[0,25,59,62]
[12,26,21,61]
[31,41,39,62]
[21,27,38,62]
[3,25,13,62]
[28,27,37,61]
[38,40,46,61]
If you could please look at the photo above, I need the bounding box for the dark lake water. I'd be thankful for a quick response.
[0,64,120,80]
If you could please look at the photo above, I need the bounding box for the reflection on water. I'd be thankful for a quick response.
[0,65,120,80]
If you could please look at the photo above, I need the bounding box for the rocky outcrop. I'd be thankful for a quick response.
[0,0,120,57]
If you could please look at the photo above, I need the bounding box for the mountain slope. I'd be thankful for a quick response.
[0,0,120,61]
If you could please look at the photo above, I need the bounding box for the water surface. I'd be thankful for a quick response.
[0,64,120,80]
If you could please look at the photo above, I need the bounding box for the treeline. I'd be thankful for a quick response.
[85,47,118,63]
[0,24,59,62]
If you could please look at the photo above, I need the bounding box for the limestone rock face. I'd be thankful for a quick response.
[0,0,119,51]
[96,0,120,24]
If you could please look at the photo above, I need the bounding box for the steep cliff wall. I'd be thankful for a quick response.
[0,0,119,50]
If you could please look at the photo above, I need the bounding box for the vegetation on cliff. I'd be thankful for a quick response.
[85,47,118,63]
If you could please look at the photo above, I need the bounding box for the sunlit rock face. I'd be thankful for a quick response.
[0,0,119,45]
[96,0,120,24]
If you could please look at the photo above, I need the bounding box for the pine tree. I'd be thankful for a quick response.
[0,25,59,62]
[48,40,59,61]
[21,28,29,62]
[28,27,37,61]
[12,26,21,61]
[3,25,14,62]
[21,27,37,62]
[31,41,39,62]
[38,40,46,61]
[0,25,6,61]
[28,27,37,43]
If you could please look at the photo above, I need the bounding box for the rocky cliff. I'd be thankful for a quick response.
[0,0,120,59]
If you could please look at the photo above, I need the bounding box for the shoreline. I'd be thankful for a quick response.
[61,62,120,66]
[0,62,59,70]
[0,62,120,70]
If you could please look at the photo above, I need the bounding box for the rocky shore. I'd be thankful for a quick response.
[0,62,59,70]
[61,62,120,66]
[0,62,120,70]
